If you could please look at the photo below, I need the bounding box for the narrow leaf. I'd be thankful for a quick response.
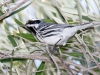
[14,18,24,26]
[16,33,37,42]
[67,52,83,57]
[36,62,45,75]
[7,35,17,47]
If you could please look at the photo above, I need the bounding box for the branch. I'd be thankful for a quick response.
[0,53,98,75]
[0,0,29,20]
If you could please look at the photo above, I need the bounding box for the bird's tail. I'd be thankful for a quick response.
[76,22,94,30]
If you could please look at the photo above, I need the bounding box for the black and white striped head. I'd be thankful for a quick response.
[22,19,44,34]
[24,19,42,29]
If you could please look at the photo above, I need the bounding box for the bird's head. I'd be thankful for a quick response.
[24,19,43,29]
[22,19,43,34]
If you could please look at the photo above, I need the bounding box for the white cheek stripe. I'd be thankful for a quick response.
[26,25,34,27]
[26,24,39,28]
[34,24,39,28]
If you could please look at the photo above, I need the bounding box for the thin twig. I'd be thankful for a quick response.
[75,33,100,69]
[4,0,11,12]
[58,55,74,75]
[45,45,61,75]
[75,34,90,68]
[10,50,14,75]
[0,0,11,7]
[76,0,83,24]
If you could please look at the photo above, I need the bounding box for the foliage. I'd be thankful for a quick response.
[0,0,100,75]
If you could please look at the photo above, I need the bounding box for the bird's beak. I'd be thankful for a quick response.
[21,23,27,28]
[20,24,27,30]
[21,24,32,32]
[21,25,25,28]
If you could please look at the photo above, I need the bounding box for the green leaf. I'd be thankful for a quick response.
[73,58,86,65]
[0,10,4,16]
[0,58,27,62]
[43,19,54,23]
[16,33,37,42]
[67,52,83,57]
[7,35,17,47]
[83,35,94,46]
[82,16,93,21]
[87,36,94,46]
[12,0,15,3]
[36,62,45,75]
[14,18,24,26]
[0,9,4,23]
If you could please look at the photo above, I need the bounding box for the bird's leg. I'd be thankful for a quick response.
[52,36,63,55]
[48,36,74,75]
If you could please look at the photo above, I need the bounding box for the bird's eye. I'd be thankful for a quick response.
[27,20,34,24]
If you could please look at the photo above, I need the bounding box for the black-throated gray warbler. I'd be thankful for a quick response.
[23,19,94,46]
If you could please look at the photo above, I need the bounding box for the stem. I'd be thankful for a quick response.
[76,0,82,24]
[10,50,14,75]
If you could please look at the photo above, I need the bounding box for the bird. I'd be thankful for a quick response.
[22,19,94,46]
[22,19,100,73]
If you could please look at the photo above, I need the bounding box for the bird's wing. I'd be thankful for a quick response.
[45,24,74,29]
[38,23,74,38]
[38,23,74,31]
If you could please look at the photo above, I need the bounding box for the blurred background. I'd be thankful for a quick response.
[0,0,100,75]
